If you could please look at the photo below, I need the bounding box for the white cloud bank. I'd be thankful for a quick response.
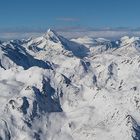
[0,32,43,40]
[1,29,140,40]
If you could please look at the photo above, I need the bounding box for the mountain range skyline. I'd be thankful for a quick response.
[1,27,140,40]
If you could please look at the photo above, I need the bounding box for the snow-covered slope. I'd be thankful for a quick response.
[0,29,140,140]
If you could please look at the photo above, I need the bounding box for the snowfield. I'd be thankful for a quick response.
[0,29,140,140]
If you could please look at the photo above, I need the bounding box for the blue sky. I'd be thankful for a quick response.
[0,0,140,31]
[0,0,140,40]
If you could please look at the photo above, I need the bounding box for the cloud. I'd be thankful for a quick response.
[59,30,140,39]
[57,27,140,39]
[56,17,79,22]
[1,27,140,40]
[0,32,42,40]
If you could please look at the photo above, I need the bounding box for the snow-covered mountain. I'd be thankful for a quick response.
[0,29,140,140]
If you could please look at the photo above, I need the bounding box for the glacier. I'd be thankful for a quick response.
[0,29,140,140]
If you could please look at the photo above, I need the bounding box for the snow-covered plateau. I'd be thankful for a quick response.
[0,29,140,140]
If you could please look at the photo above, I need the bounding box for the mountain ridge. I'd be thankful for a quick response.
[0,29,140,140]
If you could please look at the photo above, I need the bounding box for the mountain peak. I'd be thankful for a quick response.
[43,28,60,43]
[47,28,57,35]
